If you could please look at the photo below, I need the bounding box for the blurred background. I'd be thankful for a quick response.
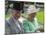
[5,1,44,32]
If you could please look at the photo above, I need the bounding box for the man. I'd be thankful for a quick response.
[5,2,24,34]
[23,5,40,33]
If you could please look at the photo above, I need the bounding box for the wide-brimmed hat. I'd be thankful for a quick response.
[26,5,40,14]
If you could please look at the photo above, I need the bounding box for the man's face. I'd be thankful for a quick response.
[28,12,36,21]
[12,10,21,19]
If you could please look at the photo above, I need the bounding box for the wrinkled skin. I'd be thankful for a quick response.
[28,12,36,21]
[12,10,21,19]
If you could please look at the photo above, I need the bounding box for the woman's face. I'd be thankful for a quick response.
[28,12,36,21]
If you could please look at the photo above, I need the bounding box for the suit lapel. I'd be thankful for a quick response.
[9,17,22,31]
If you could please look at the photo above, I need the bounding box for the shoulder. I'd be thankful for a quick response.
[5,20,9,25]
[5,17,13,27]
[5,20,11,27]
[8,17,15,24]
[23,19,30,26]
[23,19,28,23]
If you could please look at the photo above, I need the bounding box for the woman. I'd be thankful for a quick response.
[23,5,40,33]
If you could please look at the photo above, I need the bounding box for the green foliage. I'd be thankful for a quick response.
[36,10,44,25]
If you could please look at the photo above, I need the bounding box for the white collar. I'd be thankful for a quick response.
[13,17,21,30]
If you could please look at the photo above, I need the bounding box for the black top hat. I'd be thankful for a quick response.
[13,1,24,11]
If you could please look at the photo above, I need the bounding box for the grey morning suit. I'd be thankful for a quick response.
[5,17,24,35]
